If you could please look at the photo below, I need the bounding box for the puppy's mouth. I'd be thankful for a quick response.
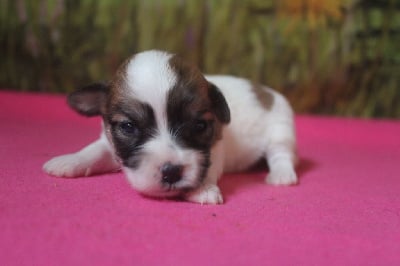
[122,164,202,198]
[148,173,201,197]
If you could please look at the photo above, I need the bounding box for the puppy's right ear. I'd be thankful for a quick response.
[67,82,109,117]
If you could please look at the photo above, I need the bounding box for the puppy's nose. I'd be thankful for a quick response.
[161,163,183,184]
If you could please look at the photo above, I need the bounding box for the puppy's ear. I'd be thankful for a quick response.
[67,82,109,117]
[208,83,230,124]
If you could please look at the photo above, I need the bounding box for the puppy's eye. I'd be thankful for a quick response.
[193,120,208,133]
[118,121,138,136]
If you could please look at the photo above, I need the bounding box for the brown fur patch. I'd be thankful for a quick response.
[168,55,229,147]
[108,55,134,110]
[252,82,274,111]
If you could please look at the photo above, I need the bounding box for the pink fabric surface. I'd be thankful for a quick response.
[1,90,400,265]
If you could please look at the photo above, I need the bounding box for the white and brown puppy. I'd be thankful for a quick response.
[43,50,297,204]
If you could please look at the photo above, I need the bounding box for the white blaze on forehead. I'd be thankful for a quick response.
[125,50,177,129]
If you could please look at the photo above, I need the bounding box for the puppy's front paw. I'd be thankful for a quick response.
[186,184,223,205]
[266,166,298,186]
[43,154,90,178]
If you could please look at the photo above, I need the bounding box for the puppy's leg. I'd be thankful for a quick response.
[185,142,224,204]
[264,121,298,185]
[43,134,120,178]
[265,142,297,185]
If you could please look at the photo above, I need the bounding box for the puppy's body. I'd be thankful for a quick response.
[43,50,297,204]
[207,75,296,174]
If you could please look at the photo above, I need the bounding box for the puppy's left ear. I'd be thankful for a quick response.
[208,83,230,124]
[67,82,109,117]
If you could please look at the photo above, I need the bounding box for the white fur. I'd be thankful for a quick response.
[43,50,297,205]
[126,50,175,131]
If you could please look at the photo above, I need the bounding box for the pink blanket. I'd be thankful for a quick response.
[1,90,400,265]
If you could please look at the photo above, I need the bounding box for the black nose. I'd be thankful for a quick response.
[161,163,183,184]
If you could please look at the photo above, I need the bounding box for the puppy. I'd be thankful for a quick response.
[43,50,297,204]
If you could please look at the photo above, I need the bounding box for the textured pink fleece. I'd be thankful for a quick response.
[1,90,400,266]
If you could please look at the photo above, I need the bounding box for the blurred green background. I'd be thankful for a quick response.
[1,0,399,117]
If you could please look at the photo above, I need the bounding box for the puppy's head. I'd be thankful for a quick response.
[68,50,230,197]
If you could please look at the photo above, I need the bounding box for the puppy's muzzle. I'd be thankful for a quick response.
[161,162,183,185]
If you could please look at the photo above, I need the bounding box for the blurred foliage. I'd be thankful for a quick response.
[0,0,399,118]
